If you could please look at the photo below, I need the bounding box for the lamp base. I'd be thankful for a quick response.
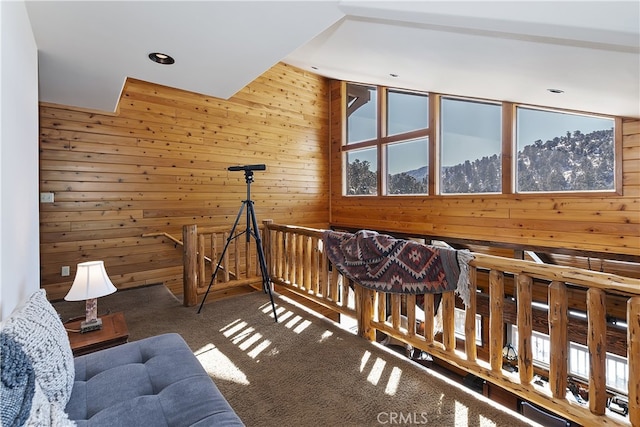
[80,317,103,333]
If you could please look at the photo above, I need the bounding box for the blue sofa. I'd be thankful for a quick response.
[0,290,244,426]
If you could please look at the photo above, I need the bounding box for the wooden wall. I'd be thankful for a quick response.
[39,63,330,300]
[328,81,640,259]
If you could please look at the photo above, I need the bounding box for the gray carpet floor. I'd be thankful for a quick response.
[54,285,536,427]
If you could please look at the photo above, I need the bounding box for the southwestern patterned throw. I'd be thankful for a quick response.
[323,230,473,306]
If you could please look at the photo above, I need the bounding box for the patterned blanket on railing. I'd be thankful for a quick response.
[323,230,473,306]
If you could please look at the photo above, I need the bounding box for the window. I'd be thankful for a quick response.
[516,107,615,193]
[454,307,482,345]
[606,352,629,393]
[343,84,429,196]
[568,342,629,394]
[440,98,502,194]
[510,326,550,367]
[347,84,377,144]
[510,325,628,394]
[386,138,428,195]
[346,148,377,195]
[341,82,620,197]
[387,90,429,136]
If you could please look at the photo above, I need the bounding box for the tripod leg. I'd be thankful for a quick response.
[247,201,278,322]
[197,202,247,314]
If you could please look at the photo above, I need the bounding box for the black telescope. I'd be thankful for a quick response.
[228,164,266,172]
[198,161,278,322]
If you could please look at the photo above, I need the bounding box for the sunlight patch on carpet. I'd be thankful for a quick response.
[478,414,497,426]
[218,317,273,361]
[275,309,294,322]
[261,302,289,321]
[247,339,272,359]
[231,326,255,345]
[293,319,311,334]
[220,319,248,337]
[384,366,402,395]
[238,331,262,351]
[367,357,387,386]
[194,343,249,386]
[285,314,304,329]
[319,330,333,342]
[455,400,469,426]
[361,350,372,372]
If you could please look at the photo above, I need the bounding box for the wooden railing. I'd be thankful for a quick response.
[261,221,640,427]
[173,220,638,425]
[179,224,265,306]
[262,221,358,321]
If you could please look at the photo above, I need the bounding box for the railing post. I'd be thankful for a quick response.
[391,294,401,329]
[234,234,240,279]
[297,234,305,290]
[423,293,435,344]
[288,233,296,285]
[211,232,218,277]
[628,296,640,426]
[465,266,477,362]
[489,270,505,372]
[377,292,386,326]
[442,291,456,352]
[303,235,312,292]
[587,288,607,415]
[517,274,533,384]
[263,220,273,277]
[548,281,568,398]
[319,238,329,298]
[356,283,375,341]
[407,294,416,338]
[222,231,230,282]
[183,224,198,307]
[198,234,205,288]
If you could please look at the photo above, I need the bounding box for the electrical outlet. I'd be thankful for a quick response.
[61,266,70,276]
[40,192,54,203]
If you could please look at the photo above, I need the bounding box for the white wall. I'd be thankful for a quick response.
[0,1,40,320]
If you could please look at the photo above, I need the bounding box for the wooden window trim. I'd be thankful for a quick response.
[341,83,623,197]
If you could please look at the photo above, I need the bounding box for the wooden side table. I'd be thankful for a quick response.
[65,312,129,356]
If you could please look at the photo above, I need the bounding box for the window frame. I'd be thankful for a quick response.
[341,82,623,198]
[438,95,504,195]
[342,83,431,197]
[513,105,621,195]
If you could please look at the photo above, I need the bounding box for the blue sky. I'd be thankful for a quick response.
[348,94,614,172]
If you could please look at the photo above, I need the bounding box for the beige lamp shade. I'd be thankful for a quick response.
[65,260,117,301]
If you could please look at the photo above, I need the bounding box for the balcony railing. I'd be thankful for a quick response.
[178,221,639,427]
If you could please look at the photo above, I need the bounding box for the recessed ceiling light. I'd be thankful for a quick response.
[390,73,399,78]
[311,66,318,70]
[547,88,564,94]
[148,52,175,65]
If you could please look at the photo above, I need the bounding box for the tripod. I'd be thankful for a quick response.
[197,165,278,322]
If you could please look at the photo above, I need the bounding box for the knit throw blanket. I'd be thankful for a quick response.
[323,230,473,306]
[1,333,35,427]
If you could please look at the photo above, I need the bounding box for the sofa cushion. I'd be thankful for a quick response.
[0,289,75,408]
[67,333,244,426]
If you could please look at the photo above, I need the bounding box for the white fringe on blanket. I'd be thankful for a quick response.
[455,250,474,308]
[433,250,473,333]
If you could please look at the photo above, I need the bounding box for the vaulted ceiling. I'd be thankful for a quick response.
[26,1,639,117]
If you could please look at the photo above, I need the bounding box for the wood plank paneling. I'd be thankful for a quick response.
[40,63,330,300]
[329,83,640,259]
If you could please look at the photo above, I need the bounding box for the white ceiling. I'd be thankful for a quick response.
[26,1,640,118]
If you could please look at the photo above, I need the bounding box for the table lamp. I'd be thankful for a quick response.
[64,260,117,333]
